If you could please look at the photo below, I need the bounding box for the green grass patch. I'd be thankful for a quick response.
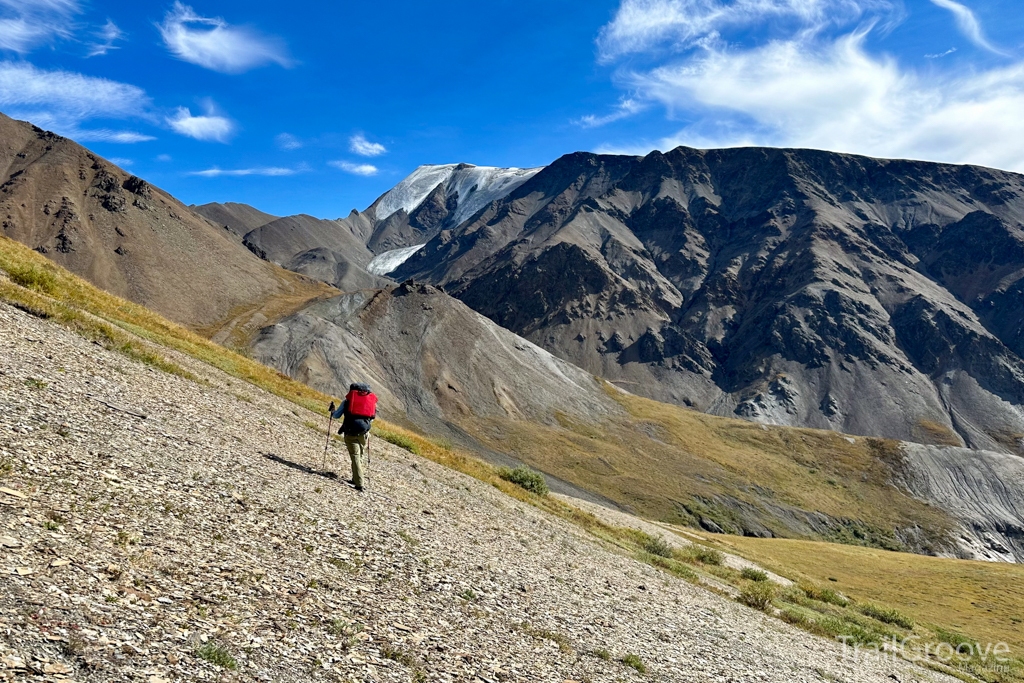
[799,582,850,607]
[374,428,421,455]
[620,653,647,674]
[518,622,572,653]
[738,580,776,611]
[676,544,723,566]
[196,642,237,670]
[640,534,673,558]
[740,567,769,582]
[859,603,914,629]
[498,466,549,496]
[5,260,58,294]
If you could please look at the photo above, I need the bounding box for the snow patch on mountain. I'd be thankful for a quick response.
[367,244,426,275]
[374,164,542,225]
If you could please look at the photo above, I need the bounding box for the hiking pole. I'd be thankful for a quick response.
[322,402,335,472]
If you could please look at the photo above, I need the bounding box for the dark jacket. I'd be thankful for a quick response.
[332,399,374,436]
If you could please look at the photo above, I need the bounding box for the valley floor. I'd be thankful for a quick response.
[0,301,957,683]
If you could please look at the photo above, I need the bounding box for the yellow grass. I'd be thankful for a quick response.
[462,385,956,552]
[704,533,1024,656]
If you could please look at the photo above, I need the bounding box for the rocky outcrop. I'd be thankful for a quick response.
[392,147,1024,450]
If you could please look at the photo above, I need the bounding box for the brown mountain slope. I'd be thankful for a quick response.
[0,113,331,333]
[191,201,278,239]
[242,214,386,292]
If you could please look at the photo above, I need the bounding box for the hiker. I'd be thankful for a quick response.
[330,383,378,491]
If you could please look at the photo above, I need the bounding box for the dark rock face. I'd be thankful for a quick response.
[122,176,151,199]
[392,146,1024,450]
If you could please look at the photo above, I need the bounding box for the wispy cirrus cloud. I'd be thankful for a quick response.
[596,0,898,62]
[574,97,647,128]
[276,132,302,150]
[159,2,292,74]
[188,166,298,177]
[592,0,1024,173]
[329,160,378,176]
[349,133,386,157]
[0,0,80,54]
[166,102,235,142]
[925,46,957,59]
[64,127,155,143]
[86,19,124,57]
[0,61,155,142]
[928,0,1003,55]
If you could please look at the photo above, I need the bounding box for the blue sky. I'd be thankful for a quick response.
[1,1,1023,218]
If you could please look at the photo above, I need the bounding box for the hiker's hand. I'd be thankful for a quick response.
[328,401,336,413]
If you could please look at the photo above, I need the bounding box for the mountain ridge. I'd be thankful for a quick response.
[390,146,1024,450]
[0,112,332,334]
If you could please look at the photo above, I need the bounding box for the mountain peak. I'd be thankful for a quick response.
[372,163,543,224]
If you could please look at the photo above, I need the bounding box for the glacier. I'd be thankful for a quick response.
[367,244,426,275]
[374,164,542,226]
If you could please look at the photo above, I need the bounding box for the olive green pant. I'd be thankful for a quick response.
[344,433,367,489]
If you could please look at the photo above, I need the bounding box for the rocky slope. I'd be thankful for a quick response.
[391,147,1024,450]
[191,202,278,240]
[899,443,1024,562]
[251,280,619,440]
[241,214,385,293]
[0,113,327,333]
[1,300,963,683]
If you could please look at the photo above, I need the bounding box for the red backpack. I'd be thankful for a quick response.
[346,389,378,419]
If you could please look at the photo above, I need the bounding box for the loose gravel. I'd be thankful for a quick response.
[0,302,956,683]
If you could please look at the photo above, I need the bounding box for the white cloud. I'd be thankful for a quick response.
[69,128,154,143]
[276,132,302,150]
[925,47,957,59]
[928,0,1003,55]
[597,0,897,62]
[349,133,386,157]
[593,1,1024,173]
[106,157,133,166]
[0,61,155,143]
[0,0,79,54]
[574,97,647,128]
[155,154,173,162]
[188,166,298,177]
[87,19,124,57]
[167,104,235,143]
[0,61,148,119]
[159,2,292,74]
[330,160,378,176]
